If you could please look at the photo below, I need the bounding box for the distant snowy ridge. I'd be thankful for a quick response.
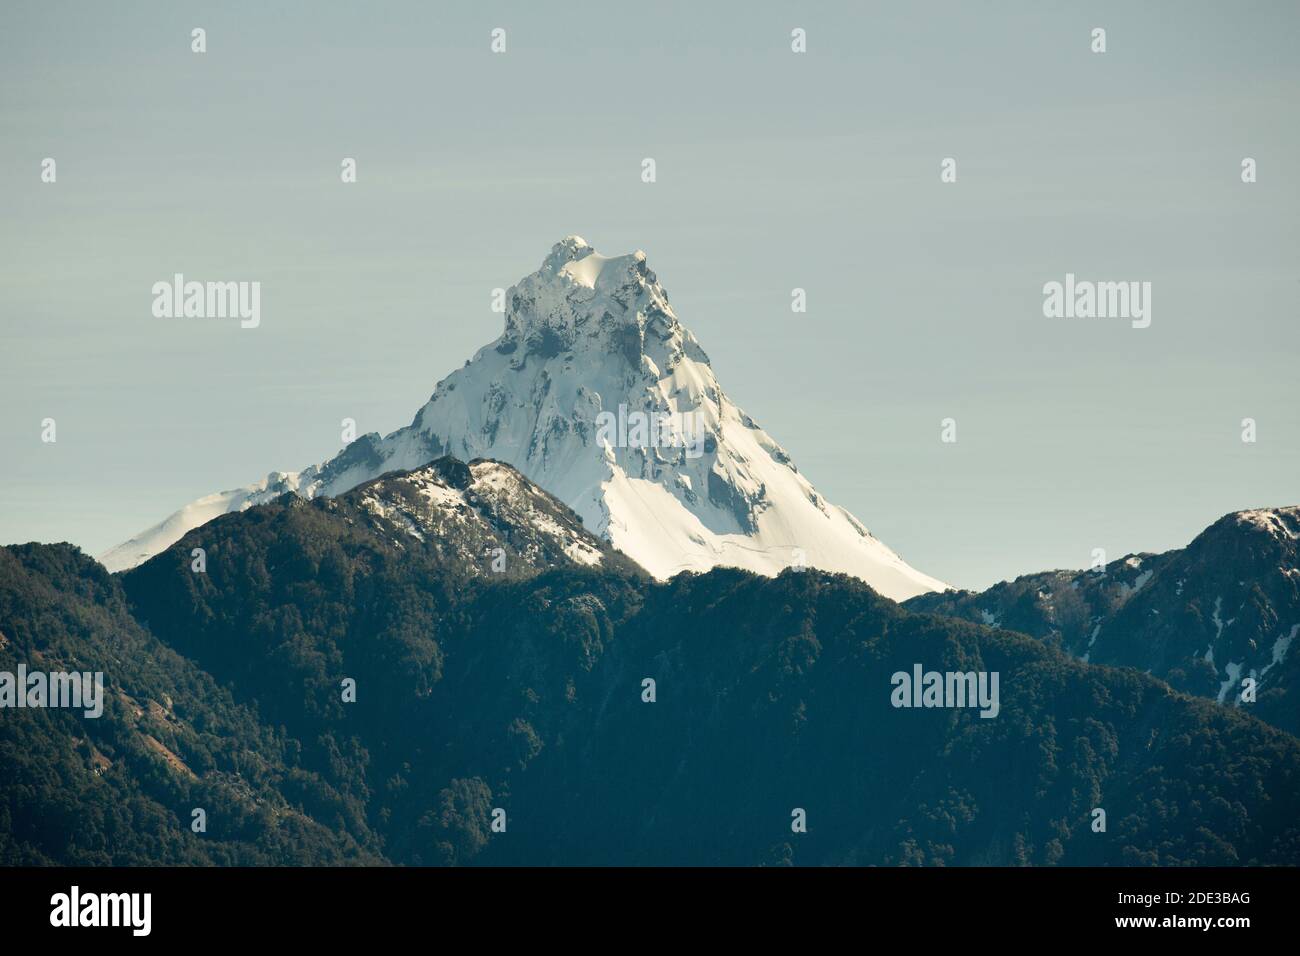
[102,236,946,600]
[905,506,1300,734]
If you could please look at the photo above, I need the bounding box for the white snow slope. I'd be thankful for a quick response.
[102,237,946,600]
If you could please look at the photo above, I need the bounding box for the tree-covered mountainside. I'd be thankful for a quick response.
[4,470,1299,866]
[406,568,1300,865]
[0,544,381,865]
[906,507,1300,735]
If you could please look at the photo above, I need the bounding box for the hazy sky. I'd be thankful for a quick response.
[2,1,1297,590]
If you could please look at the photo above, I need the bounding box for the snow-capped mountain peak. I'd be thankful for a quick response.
[102,237,945,600]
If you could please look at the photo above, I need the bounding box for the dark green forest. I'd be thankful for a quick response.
[3,484,1299,866]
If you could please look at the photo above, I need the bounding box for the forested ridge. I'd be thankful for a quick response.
[2,489,1298,865]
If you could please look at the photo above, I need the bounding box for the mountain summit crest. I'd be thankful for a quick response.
[103,238,944,600]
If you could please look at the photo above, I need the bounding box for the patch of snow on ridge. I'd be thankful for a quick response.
[1262,624,1299,677]
[1211,597,1235,642]
[1081,622,1102,663]
[1236,508,1300,540]
[1217,662,1243,705]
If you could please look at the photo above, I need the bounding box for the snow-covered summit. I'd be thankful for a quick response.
[102,237,946,600]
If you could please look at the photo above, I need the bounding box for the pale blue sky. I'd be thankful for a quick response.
[2,1,1297,589]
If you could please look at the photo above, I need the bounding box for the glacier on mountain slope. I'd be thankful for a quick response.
[101,236,946,600]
